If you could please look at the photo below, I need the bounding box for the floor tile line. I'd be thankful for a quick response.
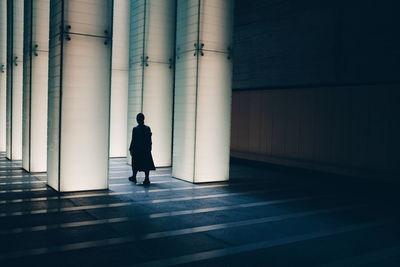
[131,218,396,267]
[0,187,288,217]
[0,203,369,260]
[0,195,326,234]
[140,205,356,240]
[0,179,277,204]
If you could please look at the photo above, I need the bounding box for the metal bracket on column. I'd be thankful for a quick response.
[168,58,174,69]
[103,30,111,45]
[194,43,204,56]
[33,44,39,56]
[227,46,232,60]
[0,64,4,73]
[65,25,72,41]
[141,56,149,67]
[13,57,18,66]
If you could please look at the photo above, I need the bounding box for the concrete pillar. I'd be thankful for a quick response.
[47,0,113,192]
[0,0,6,152]
[22,0,50,172]
[6,0,24,160]
[128,0,176,167]
[109,0,129,158]
[172,0,234,183]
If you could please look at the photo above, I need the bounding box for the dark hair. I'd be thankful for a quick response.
[136,113,145,124]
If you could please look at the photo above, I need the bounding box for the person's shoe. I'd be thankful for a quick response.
[143,179,150,186]
[128,176,137,183]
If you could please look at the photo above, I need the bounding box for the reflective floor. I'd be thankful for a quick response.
[0,152,400,266]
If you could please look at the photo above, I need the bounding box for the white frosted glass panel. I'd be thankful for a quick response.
[10,58,23,160]
[172,0,233,183]
[109,0,129,157]
[30,51,49,171]
[127,63,143,119]
[22,0,49,172]
[47,65,61,190]
[127,62,143,161]
[194,51,232,182]
[32,0,50,51]
[47,0,62,190]
[112,0,129,70]
[0,0,7,151]
[13,0,24,59]
[172,52,198,181]
[110,69,128,157]
[6,0,24,160]
[143,63,173,167]
[128,0,175,166]
[64,0,112,37]
[176,0,201,53]
[22,8,30,170]
[199,0,233,53]
[60,34,110,191]
[129,1,145,65]
[146,0,176,63]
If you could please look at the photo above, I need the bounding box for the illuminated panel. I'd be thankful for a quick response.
[0,0,6,151]
[47,0,63,190]
[47,0,113,192]
[127,0,175,167]
[109,0,129,157]
[172,0,233,183]
[127,0,144,163]
[6,0,24,160]
[22,0,50,172]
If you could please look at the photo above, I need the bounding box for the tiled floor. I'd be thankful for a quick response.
[0,152,400,266]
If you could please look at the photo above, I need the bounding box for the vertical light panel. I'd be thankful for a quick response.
[6,0,24,160]
[0,0,6,152]
[128,0,175,167]
[173,0,233,183]
[47,0,113,192]
[22,0,50,172]
[109,0,129,157]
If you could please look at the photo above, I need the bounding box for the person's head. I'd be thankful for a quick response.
[136,113,145,125]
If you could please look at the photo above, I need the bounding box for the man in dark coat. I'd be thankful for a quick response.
[128,113,156,185]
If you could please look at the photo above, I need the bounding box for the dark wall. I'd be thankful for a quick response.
[232,0,400,89]
[230,0,400,180]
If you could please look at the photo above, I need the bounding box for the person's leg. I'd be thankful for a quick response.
[129,157,137,183]
[143,170,150,185]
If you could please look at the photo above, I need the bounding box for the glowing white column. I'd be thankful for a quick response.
[47,0,113,192]
[22,0,49,172]
[0,0,6,152]
[173,0,233,183]
[6,0,24,160]
[109,0,129,158]
[128,0,175,167]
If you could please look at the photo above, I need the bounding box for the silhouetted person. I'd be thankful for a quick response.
[128,113,155,185]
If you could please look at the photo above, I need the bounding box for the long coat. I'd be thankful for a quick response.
[129,124,156,171]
